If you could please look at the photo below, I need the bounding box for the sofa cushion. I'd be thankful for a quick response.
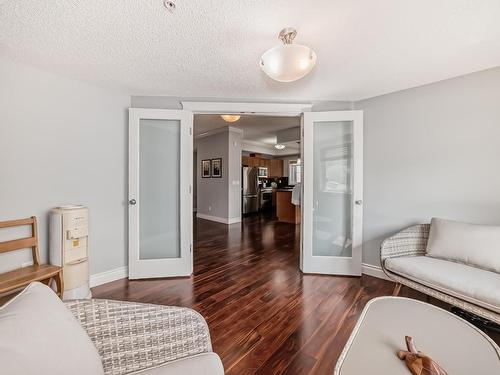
[0,282,104,375]
[131,353,224,375]
[385,256,500,314]
[426,217,500,273]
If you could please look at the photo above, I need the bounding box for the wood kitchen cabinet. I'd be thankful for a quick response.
[242,156,258,167]
[243,156,264,168]
[242,156,283,177]
[269,159,283,177]
[276,190,300,224]
[268,159,275,175]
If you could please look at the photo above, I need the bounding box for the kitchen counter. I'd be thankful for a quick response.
[276,190,300,224]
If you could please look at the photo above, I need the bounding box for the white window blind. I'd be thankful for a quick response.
[289,161,301,185]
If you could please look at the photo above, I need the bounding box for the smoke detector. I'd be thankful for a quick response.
[164,0,176,13]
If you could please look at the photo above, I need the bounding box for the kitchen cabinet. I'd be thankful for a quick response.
[276,190,300,224]
[242,156,259,167]
[268,159,275,175]
[269,159,283,177]
[242,156,284,177]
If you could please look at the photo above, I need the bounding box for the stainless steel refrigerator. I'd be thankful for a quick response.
[242,167,259,214]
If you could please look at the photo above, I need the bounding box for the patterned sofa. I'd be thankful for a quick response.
[0,282,224,375]
[380,222,500,325]
[66,299,223,374]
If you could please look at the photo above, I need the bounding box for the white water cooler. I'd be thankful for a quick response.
[50,205,92,300]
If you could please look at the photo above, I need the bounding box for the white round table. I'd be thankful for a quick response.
[335,297,500,375]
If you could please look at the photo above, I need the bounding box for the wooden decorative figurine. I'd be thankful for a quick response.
[397,336,448,375]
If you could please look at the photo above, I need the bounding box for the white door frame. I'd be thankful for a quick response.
[128,102,363,279]
[301,110,363,275]
[181,102,363,277]
[181,101,312,116]
[129,108,193,279]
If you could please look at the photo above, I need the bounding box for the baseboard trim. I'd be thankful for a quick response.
[89,260,387,288]
[361,263,391,281]
[90,266,128,287]
[196,213,241,224]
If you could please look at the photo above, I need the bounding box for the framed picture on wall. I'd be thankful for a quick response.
[201,159,211,178]
[211,158,222,178]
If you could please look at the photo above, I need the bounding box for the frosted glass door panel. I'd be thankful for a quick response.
[139,119,180,260]
[312,121,353,257]
[302,110,362,276]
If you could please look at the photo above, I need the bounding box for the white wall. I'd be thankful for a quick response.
[228,129,243,220]
[196,131,229,220]
[356,67,500,267]
[193,150,197,211]
[195,128,242,223]
[0,57,129,275]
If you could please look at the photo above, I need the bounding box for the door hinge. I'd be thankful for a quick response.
[189,185,192,194]
[189,127,192,136]
[190,244,192,253]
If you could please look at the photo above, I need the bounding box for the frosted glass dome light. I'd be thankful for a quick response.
[220,114,241,122]
[260,28,317,83]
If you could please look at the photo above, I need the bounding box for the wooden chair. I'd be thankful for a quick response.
[0,216,63,297]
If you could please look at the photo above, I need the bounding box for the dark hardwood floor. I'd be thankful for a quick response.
[92,214,499,374]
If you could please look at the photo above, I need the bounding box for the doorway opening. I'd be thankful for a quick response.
[193,114,303,271]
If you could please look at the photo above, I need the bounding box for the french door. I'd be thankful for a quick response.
[301,111,363,275]
[128,108,193,279]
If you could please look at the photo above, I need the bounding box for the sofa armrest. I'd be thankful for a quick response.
[65,299,213,375]
[380,224,430,269]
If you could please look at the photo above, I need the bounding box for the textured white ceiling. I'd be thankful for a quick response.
[1,1,500,100]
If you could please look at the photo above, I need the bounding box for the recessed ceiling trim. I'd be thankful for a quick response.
[194,126,244,140]
[181,101,312,116]
[242,140,299,156]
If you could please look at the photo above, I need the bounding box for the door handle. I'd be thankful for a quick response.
[355,200,363,206]
[129,199,137,205]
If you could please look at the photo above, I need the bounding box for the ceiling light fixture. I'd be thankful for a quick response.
[274,144,286,150]
[260,28,317,83]
[220,114,241,123]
